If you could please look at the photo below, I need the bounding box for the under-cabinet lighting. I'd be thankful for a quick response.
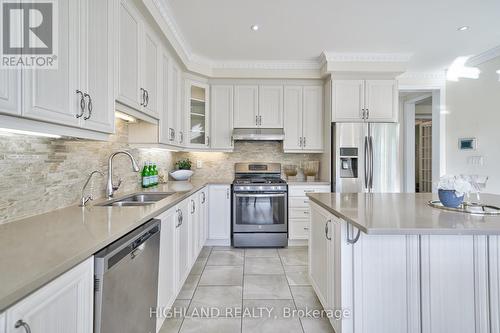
[250,24,259,31]
[446,56,480,81]
[497,70,500,81]
[115,111,137,122]
[0,128,61,138]
[457,26,470,31]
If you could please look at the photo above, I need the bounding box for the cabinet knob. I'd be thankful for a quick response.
[15,320,32,333]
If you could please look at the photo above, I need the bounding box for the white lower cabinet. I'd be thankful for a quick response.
[198,188,209,251]
[156,207,177,332]
[207,185,231,245]
[188,195,200,265]
[176,199,190,286]
[288,184,330,241]
[4,257,93,333]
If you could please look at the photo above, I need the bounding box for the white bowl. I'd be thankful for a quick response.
[169,169,194,181]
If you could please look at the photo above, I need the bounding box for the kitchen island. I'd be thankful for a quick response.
[307,192,500,333]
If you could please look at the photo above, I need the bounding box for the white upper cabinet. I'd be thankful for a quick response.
[21,0,114,134]
[364,80,398,122]
[210,85,234,150]
[172,64,184,146]
[22,0,80,127]
[116,0,160,119]
[141,28,160,118]
[185,80,210,148]
[116,0,141,110]
[4,257,93,333]
[332,80,365,122]
[302,86,323,151]
[284,86,303,151]
[0,70,21,116]
[259,85,283,128]
[81,0,115,133]
[332,79,398,123]
[234,85,259,128]
[284,85,323,152]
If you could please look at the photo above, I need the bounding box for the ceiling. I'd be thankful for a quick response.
[165,0,500,72]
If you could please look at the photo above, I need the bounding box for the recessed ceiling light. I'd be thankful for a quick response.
[457,26,470,31]
[250,25,259,31]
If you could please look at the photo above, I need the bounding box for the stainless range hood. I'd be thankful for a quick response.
[232,128,285,141]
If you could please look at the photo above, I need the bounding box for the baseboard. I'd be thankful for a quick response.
[205,239,231,246]
[288,239,308,247]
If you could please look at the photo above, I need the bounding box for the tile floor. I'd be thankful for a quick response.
[159,246,334,333]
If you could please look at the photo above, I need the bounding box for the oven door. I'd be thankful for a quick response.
[233,192,288,233]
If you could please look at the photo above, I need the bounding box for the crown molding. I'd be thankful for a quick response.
[322,51,413,63]
[468,45,500,66]
[397,71,446,80]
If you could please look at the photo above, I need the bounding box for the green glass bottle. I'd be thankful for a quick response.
[152,164,158,186]
[141,163,149,188]
[147,162,152,187]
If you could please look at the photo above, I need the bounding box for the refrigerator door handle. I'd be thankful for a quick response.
[369,136,374,190]
[364,136,369,190]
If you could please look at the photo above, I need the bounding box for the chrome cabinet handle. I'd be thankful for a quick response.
[226,188,230,199]
[76,90,86,118]
[140,88,145,106]
[201,192,206,204]
[346,223,361,244]
[169,128,175,141]
[83,93,92,120]
[191,199,195,214]
[259,115,262,126]
[255,115,258,126]
[361,108,365,120]
[299,137,303,147]
[303,227,309,231]
[366,108,369,119]
[325,220,332,240]
[206,136,210,147]
[303,211,309,214]
[230,136,234,146]
[144,89,149,107]
[15,320,31,333]
[368,136,374,190]
[303,137,306,147]
[176,209,181,228]
[364,136,369,190]
[179,131,184,144]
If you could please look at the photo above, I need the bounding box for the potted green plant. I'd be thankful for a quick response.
[170,159,194,180]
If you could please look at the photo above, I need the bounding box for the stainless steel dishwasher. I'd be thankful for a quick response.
[94,220,160,333]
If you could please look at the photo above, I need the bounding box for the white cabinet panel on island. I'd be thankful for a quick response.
[207,185,231,245]
[4,257,93,333]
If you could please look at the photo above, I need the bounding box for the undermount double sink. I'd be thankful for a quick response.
[97,192,174,207]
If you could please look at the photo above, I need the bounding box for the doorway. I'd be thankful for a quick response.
[400,91,437,193]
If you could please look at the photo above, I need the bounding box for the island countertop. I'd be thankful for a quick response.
[307,192,500,235]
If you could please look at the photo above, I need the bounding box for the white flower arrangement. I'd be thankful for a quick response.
[438,175,473,197]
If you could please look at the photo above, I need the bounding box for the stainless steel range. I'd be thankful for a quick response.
[232,163,288,248]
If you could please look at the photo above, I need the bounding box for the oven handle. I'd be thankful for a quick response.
[234,193,286,198]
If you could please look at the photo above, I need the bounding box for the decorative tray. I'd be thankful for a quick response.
[428,200,500,216]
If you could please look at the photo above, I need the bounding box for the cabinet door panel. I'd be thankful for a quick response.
[189,196,200,264]
[283,86,303,151]
[5,257,93,333]
[234,85,258,128]
[117,0,141,109]
[82,0,114,133]
[177,200,190,284]
[332,80,364,122]
[364,80,397,122]
[186,81,209,148]
[302,86,323,151]
[309,205,330,306]
[259,85,283,128]
[157,208,177,332]
[142,29,160,117]
[159,53,171,144]
[208,185,231,240]
[0,70,21,116]
[211,85,234,150]
[22,0,80,127]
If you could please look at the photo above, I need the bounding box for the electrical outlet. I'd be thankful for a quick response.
[196,160,203,169]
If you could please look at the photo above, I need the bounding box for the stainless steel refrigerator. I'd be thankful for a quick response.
[331,122,400,193]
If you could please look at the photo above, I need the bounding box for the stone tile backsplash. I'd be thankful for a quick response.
[0,119,174,224]
[0,122,323,224]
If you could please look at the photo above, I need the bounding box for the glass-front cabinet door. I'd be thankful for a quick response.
[185,80,210,148]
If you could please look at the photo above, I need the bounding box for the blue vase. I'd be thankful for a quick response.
[438,189,464,208]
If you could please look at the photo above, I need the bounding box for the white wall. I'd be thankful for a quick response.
[446,56,500,194]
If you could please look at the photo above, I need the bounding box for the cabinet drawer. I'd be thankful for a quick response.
[289,207,310,219]
[289,185,330,197]
[289,197,310,208]
[289,220,310,240]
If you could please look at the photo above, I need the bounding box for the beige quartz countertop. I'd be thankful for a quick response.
[308,192,500,235]
[0,179,231,312]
